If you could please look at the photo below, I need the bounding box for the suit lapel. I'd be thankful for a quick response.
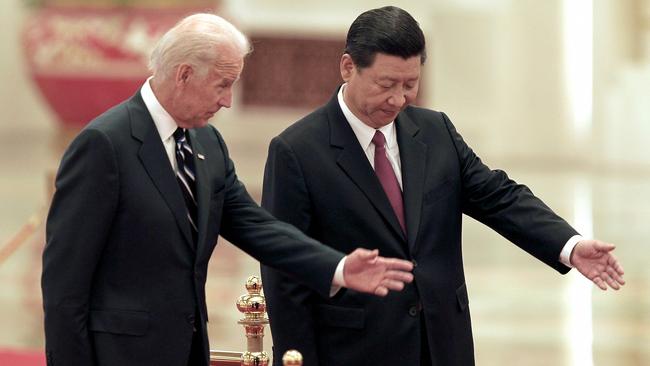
[187,129,212,255]
[396,113,427,253]
[326,93,407,243]
[129,92,195,251]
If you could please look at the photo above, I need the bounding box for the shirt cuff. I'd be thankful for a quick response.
[559,235,583,268]
[329,256,347,297]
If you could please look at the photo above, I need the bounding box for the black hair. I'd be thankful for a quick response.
[344,6,426,68]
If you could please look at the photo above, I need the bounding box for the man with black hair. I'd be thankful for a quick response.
[261,6,624,366]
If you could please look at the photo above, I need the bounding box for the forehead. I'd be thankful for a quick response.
[364,53,421,79]
[209,44,245,79]
[211,59,243,79]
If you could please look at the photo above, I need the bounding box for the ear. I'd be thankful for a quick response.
[340,54,356,82]
[175,64,194,87]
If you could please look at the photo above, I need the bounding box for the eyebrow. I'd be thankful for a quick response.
[377,76,419,83]
[220,76,240,85]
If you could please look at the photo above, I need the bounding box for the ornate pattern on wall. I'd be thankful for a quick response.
[241,36,345,109]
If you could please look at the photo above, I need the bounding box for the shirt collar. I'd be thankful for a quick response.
[140,76,178,142]
[337,83,397,150]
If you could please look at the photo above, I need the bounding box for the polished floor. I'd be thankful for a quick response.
[0,116,648,365]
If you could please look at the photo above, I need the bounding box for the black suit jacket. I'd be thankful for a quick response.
[261,88,578,366]
[42,91,343,366]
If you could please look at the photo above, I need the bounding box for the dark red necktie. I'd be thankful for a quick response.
[372,130,406,234]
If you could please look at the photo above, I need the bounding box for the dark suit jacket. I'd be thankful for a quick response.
[261,88,578,366]
[42,91,343,366]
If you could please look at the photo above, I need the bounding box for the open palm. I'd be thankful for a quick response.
[571,240,625,290]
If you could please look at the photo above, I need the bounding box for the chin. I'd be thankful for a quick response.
[372,112,397,124]
[372,117,394,128]
[188,119,209,129]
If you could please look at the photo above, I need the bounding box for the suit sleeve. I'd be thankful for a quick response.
[260,136,322,366]
[42,128,119,366]
[442,113,578,273]
[212,128,343,301]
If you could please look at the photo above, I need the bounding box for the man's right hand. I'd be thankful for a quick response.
[343,248,414,296]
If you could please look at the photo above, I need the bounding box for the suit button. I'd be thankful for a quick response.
[411,259,418,268]
[187,314,195,324]
[408,306,418,317]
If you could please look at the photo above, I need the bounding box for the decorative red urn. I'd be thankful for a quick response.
[22,2,214,128]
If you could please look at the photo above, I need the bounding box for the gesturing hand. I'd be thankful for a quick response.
[343,248,414,296]
[571,240,625,290]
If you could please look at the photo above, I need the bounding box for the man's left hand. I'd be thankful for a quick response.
[571,240,625,290]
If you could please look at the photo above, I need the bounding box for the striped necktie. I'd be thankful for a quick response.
[173,128,198,242]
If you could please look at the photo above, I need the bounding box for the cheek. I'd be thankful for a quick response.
[364,91,389,110]
[194,93,215,111]
[188,99,203,115]
[372,100,388,112]
[180,92,200,111]
[203,89,220,104]
[176,96,193,116]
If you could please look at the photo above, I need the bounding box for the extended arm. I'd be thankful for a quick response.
[444,113,624,289]
[215,131,411,297]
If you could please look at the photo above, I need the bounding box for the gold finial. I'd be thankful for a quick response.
[241,351,270,366]
[245,275,263,294]
[282,350,303,366]
[237,275,270,363]
[236,276,267,320]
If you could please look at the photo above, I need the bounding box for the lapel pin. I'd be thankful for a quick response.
[197,153,205,160]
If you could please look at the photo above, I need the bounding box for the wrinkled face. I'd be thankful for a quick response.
[341,53,421,129]
[170,47,244,129]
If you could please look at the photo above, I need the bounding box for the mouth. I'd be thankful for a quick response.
[381,109,400,116]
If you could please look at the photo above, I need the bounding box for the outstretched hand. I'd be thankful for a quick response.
[571,240,625,290]
[343,248,414,296]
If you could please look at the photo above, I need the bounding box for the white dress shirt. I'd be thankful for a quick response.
[140,77,179,172]
[336,83,580,268]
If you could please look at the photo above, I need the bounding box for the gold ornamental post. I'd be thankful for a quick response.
[236,276,270,366]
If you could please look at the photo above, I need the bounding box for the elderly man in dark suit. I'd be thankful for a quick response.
[41,13,415,366]
[261,6,625,366]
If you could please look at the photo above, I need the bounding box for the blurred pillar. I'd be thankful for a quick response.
[593,0,650,168]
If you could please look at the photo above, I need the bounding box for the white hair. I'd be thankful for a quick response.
[148,13,251,79]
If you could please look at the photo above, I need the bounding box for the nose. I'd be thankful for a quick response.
[387,90,406,107]
[219,88,233,108]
